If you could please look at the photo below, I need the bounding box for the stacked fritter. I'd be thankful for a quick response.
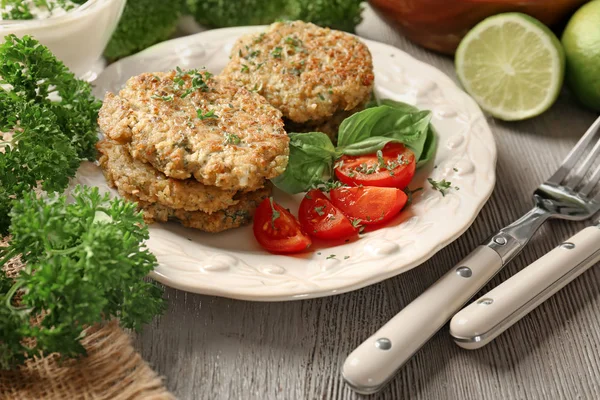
[97,69,289,232]
[221,21,375,140]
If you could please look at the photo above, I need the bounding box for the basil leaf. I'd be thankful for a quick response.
[378,99,418,113]
[337,106,432,159]
[271,132,336,194]
[417,125,438,168]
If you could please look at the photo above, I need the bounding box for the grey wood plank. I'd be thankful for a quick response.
[135,5,600,400]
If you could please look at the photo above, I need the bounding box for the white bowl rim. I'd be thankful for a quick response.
[0,0,115,27]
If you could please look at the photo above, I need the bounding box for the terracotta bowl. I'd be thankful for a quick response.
[369,0,588,55]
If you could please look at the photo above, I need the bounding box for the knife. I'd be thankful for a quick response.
[450,223,600,350]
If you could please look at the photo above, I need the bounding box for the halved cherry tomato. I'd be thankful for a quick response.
[330,186,408,226]
[334,143,416,189]
[253,198,311,254]
[298,189,359,240]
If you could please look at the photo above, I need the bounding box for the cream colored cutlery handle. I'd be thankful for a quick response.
[450,226,600,350]
[342,246,502,394]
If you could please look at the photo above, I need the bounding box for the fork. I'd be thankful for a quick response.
[342,116,600,394]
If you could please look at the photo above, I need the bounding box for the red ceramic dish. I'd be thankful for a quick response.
[369,0,587,54]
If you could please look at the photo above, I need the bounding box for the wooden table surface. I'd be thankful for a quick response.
[134,6,600,400]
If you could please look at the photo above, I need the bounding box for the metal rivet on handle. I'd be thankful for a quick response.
[375,338,392,350]
[493,236,507,245]
[477,298,494,305]
[560,242,575,249]
[456,266,472,278]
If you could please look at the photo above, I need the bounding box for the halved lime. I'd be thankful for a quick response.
[455,13,565,121]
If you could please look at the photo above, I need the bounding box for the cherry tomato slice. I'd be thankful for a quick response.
[253,198,311,254]
[329,186,408,226]
[298,189,359,240]
[334,143,416,189]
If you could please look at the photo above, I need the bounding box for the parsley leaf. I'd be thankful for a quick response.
[197,109,217,120]
[428,178,452,196]
[0,186,164,369]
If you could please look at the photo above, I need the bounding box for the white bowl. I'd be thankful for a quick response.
[0,0,126,77]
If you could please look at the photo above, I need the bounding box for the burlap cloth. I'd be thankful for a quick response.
[0,238,175,400]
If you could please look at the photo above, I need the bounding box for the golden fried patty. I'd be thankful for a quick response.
[97,139,240,213]
[132,185,272,233]
[221,21,375,125]
[98,70,289,191]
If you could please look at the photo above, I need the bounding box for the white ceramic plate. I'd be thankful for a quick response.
[78,27,496,301]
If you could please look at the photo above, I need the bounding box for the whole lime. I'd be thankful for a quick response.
[562,0,600,111]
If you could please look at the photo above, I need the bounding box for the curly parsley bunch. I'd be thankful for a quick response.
[0,34,101,234]
[0,187,165,369]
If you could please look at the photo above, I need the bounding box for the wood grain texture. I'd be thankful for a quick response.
[134,6,600,399]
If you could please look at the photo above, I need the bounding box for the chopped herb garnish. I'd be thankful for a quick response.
[326,254,337,260]
[176,67,212,98]
[310,180,347,192]
[318,93,325,101]
[256,62,265,70]
[254,33,265,43]
[351,219,362,228]
[241,64,250,73]
[271,47,283,58]
[151,94,174,101]
[269,197,280,229]
[344,256,350,260]
[314,206,325,216]
[285,36,302,47]
[197,109,217,120]
[428,178,452,196]
[224,133,242,145]
[246,50,261,59]
[453,167,459,172]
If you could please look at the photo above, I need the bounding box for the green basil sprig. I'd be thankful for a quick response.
[272,99,438,194]
[271,132,336,194]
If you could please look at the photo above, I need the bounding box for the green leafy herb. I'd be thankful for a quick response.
[285,36,302,47]
[314,206,325,216]
[350,219,362,229]
[0,186,164,369]
[309,180,347,192]
[428,178,452,196]
[326,254,336,260]
[176,67,212,98]
[253,32,265,43]
[151,94,174,101]
[224,132,242,145]
[241,64,250,73]
[336,105,432,159]
[268,197,280,229]
[0,35,101,234]
[197,109,217,120]
[273,99,437,194]
[271,132,336,194]
[271,46,283,58]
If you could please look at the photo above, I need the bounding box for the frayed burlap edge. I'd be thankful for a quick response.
[0,237,174,400]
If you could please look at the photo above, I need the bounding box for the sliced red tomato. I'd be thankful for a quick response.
[253,198,311,254]
[334,143,416,189]
[298,189,359,240]
[329,186,408,226]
